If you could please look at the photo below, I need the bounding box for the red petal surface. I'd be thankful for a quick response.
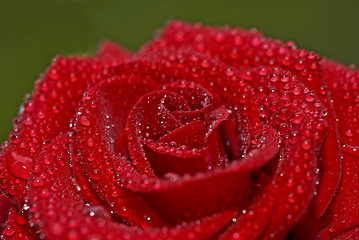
[128,49,327,238]
[97,40,132,62]
[71,74,166,227]
[28,134,236,240]
[126,84,229,177]
[217,185,276,240]
[1,208,39,240]
[140,21,341,219]
[2,21,356,240]
[331,224,359,240]
[71,58,272,229]
[0,195,10,232]
[122,124,279,225]
[314,60,359,239]
[0,49,129,207]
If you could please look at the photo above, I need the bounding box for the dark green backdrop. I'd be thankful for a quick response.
[1,0,359,142]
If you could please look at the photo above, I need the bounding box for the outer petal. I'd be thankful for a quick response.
[71,73,165,227]
[0,47,130,207]
[217,185,276,240]
[28,134,236,240]
[0,195,10,232]
[97,40,132,62]
[314,60,359,239]
[331,225,359,240]
[1,208,39,240]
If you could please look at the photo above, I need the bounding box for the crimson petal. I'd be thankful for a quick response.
[131,50,327,237]
[217,185,276,240]
[126,86,229,177]
[71,74,165,227]
[0,195,10,232]
[2,208,39,239]
[314,60,359,239]
[0,51,129,207]
[331,225,359,240]
[28,134,237,240]
[140,20,341,219]
[97,40,132,62]
[121,124,280,225]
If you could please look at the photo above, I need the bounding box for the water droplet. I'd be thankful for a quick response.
[23,116,33,126]
[301,140,312,151]
[3,226,14,236]
[319,86,327,95]
[7,153,33,180]
[86,138,94,147]
[305,94,315,102]
[225,68,234,77]
[294,59,305,71]
[32,179,45,187]
[24,102,35,113]
[10,134,22,145]
[55,156,65,167]
[345,129,353,137]
[91,169,101,180]
[292,87,302,96]
[292,113,304,124]
[79,116,91,126]
[287,193,295,204]
[328,225,335,233]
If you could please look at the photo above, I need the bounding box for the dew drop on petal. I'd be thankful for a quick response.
[7,153,33,180]
[79,116,91,126]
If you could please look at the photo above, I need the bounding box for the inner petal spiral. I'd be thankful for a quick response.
[126,81,230,177]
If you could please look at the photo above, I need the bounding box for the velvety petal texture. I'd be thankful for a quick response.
[0,21,358,240]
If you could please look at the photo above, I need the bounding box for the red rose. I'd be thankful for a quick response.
[0,21,358,240]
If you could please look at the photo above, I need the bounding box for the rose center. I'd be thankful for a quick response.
[125,81,230,177]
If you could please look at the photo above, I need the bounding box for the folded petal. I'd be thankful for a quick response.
[122,124,280,225]
[314,60,359,239]
[131,49,327,238]
[71,74,165,227]
[2,208,39,239]
[28,134,237,240]
[140,21,341,219]
[0,47,130,207]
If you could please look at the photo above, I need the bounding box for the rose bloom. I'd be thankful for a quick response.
[0,21,358,240]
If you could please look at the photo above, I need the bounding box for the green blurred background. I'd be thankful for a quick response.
[1,0,359,142]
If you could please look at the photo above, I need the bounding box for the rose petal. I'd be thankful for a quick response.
[140,20,341,218]
[331,224,359,240]
[28,134,237,239]
[97,40,132,62]
[0,195,10,231]
[71,74,166,227]
[314,60,359,239]
[126,90,189,176]
[127,87,229,177]
[122,124,280,225]
[144,120,209,176]
[107,54,262,161]
[132,49,327,237]
[217,185,276,240]
[2,208,39,239]
[0,50,130,207]
[72,59,262,228]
